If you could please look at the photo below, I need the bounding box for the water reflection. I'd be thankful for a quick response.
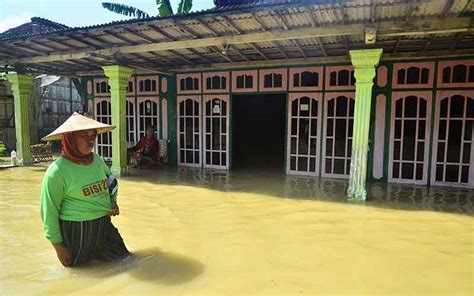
[136,167,473,215]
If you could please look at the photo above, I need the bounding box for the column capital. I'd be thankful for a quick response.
[5,73,35,93]
[349,48,383,69]
[102,65,134,81]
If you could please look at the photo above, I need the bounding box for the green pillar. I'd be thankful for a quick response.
[102,65,133,176]
[5,73,34,165]
[347,49,383,201]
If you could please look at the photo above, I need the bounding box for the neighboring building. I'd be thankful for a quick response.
[0,0,473,190]
[0,18,82,150]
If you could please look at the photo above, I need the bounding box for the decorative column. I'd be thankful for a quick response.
[102,65,133,177]
[5,73,34,165]
[347,49,383,201]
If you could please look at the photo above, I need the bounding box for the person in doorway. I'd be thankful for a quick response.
[40,112,129,267]
[128,125,160,166]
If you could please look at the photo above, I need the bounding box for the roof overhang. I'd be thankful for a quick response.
[1,0,473,76]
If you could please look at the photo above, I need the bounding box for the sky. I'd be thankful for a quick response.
[0,0,215,33]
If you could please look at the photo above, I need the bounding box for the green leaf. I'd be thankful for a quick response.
[156,0,174,16]
[177,0,192,14]
[102,2,151,18]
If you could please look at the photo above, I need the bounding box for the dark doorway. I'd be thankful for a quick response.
[232,94,286,171]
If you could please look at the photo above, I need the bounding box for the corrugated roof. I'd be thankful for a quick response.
[0,17,69,41]
[0,0,472,75]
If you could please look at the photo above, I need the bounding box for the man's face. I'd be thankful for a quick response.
[73,129,97,155]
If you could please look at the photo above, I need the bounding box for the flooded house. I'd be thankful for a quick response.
[0,0,473,199]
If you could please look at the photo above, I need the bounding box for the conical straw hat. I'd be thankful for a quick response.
[41,112,115,141]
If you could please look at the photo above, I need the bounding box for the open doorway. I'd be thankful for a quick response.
[232,94,286,171]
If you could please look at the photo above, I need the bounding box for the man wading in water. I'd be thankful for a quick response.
[40,112,129,267]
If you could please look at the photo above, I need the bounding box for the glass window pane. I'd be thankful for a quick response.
[327,119,334,137]
[309,158,316,172]
[445,165,459,182]
[450,95,465,118]
[334,119,347,157]
[310,138,317,156]
[291,137,297,154]
[334,159,345,174]
[461,166,469,183]
[311,99,318,117]
[462,143,471,164]
[290,156,296,170]
[417,142,425,162]
[325,159,332,174]
[440,98,448,118]
[465,121,472,141]
[298,157,308,172]
[310,119,317,137]
[401,163,414,179]
[395,120,402,139]
[402,120,416,161]
[418,120,426,140]
[394,140,401,160]
[326,139,333,156]
[436,164,444,181]
[446,120,462,163]
[416,164,423,180]
[393,162,400,178]
[336,96,348,116]
[291,118,298,136]
[327,99,335,117]
[405,96,418,118]
[292,100,298,117]
[437,142,445,162]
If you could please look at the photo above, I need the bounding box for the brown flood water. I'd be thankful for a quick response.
[0,165,473,295]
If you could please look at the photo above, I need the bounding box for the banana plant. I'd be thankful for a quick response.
[102,0,193,18]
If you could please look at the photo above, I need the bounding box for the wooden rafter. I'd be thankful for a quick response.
[272,41,288,59]
[103,30,138,45]
[46,38,82,50]
[273,9,307,58]
[306,8,327,57]
[65,34,104,50]
[442,0,455,17]
[147,24,213,64]
[336,3,350,52]
[370,0,377,23]
[2,17,471,65]
[249,43,268,60]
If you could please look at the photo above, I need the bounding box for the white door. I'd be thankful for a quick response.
[322,93,355,178]
[137,98,159,140]
[203,95,229,169]
[432,91,474,187]
[95,98,112,159]
[388,92,432,185]
[287,93,322,176]
[178,95,202,167]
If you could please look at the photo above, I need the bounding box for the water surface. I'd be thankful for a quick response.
[0,165,472,295]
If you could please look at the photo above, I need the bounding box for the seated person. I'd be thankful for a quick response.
[128,126,160,166]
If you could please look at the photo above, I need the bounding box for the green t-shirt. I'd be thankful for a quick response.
[40,154,117,243]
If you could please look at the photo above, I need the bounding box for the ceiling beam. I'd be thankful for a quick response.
[172,49,474,72]
[2,17,470,65]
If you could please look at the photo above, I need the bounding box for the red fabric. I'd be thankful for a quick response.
[136,136,159,161]
[61,133,94,165]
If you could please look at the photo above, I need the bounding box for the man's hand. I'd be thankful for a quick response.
[52,243,71,267]
[109,202,120,217]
